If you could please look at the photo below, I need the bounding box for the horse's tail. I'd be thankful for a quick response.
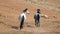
[21,16,24,21]
[20,16,24,29]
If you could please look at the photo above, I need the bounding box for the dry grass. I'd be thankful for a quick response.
[0,0,60,34]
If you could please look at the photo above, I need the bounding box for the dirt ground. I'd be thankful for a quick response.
[0,0,60,34]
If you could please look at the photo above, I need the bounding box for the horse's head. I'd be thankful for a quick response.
[26,10,30,14]
[37,9,40,14]
[23,8,30,14]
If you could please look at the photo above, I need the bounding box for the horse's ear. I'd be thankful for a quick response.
[25,8,28,10]
[37,9,40,11]
[37,9,40,14]
[23,8,28,13]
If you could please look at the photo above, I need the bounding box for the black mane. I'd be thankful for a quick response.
[23,8,28,13]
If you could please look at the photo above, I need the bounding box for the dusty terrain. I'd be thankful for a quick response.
[0,0,60,34]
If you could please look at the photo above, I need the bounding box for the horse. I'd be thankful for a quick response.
[18,8,29,29]
[34,9,41,27]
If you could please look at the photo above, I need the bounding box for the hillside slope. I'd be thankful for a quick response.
[0,0,60,34]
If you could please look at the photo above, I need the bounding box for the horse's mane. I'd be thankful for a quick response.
[23,8,28,13]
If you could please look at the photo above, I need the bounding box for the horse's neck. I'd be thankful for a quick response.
[23,13,26,15]
[21,13,27,17]
[22,13,26,20]
[24,12,27,14]
[21,13,25,15]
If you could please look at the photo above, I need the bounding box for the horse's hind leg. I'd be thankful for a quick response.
[20,21,24,29]
[35,20,40,27]
[37,23,40,27]
[35,20,38,27]
[20,16,24,29]
[35,20,37,27]
[37,20,40,27]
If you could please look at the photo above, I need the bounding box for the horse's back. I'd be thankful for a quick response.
[34,14,40,20]
[18,13,26,21]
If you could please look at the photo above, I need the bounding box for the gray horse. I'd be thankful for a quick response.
[34,9,41,27]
